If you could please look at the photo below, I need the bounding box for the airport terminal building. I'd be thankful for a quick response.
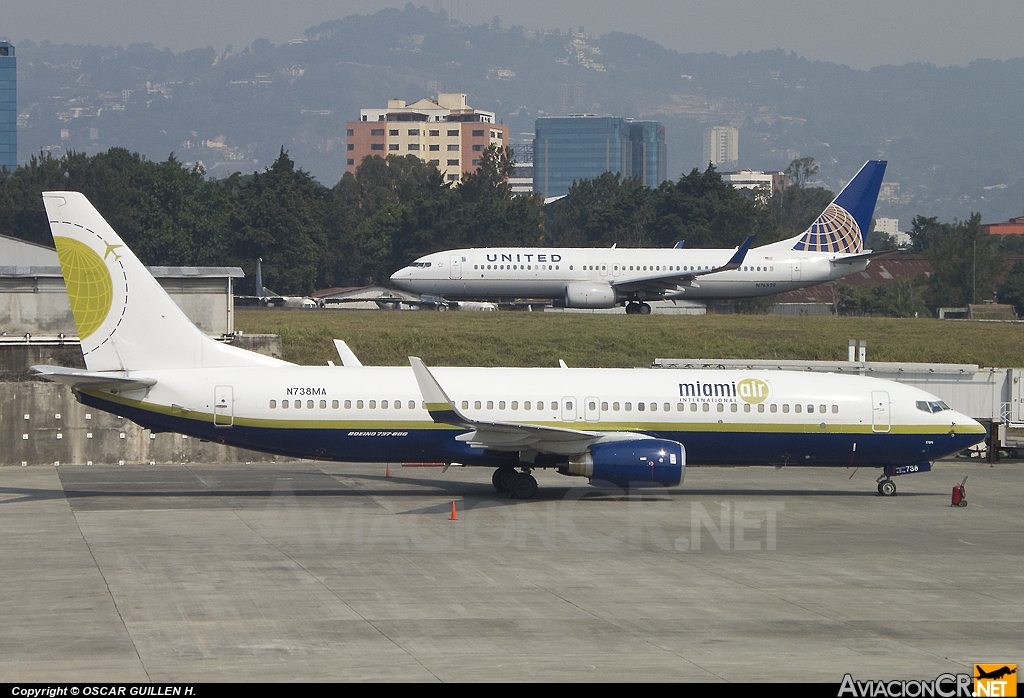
[534,115,667,198]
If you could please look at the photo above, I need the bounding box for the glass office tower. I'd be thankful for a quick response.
[0,42,15,171]
[534,115,666,198]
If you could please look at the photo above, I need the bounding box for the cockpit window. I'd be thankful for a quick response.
[916,400,951,414]
[410,261,432,268]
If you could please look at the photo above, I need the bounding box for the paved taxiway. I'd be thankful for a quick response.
[1,460,1020,682]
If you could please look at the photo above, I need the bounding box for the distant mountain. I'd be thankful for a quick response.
[14,5,1024,223]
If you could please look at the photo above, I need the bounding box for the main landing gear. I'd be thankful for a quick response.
[625,302,652,315]
[492,466,538,499]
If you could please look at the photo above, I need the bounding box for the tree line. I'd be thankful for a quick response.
[2,147,1018,315]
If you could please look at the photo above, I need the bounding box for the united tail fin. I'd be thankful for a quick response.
[43,191,288,372]
[790,160,886,254]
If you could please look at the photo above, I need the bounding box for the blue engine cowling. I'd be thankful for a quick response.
[566,439,685,488]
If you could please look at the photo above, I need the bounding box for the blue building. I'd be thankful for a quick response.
[534,116,666,198]
[0,41,15,171]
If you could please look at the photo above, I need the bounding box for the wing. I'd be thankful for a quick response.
[33,365,157,392]
[611,236,753,297]
[408,357,652,457]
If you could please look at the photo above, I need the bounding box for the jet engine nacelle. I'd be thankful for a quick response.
[566,439,685,488]
[564,281,617,309]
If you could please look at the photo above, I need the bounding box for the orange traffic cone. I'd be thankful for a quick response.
[385,463,391,478]
[450,501,457,520]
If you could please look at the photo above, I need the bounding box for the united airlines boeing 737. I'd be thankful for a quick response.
[391,160,888,313]
[34,191,982,498]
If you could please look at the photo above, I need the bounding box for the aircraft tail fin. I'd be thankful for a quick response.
[42,191,288,372]
[790,160,886,254]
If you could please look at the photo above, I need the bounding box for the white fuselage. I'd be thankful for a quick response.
[82,364,983,468]
[389,244,867,302]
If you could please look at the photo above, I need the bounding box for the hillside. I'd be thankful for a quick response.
[14,5,1024,223]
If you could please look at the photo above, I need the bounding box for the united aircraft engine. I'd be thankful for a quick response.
[564,281,617,309]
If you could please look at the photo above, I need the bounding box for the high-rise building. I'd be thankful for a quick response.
[346,93,508,183]
[0,41,15,171]
[703,126,738,169]
[533,116,667,198]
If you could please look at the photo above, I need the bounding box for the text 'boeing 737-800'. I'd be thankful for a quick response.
[391,160,888,314]
[33,189,983,498]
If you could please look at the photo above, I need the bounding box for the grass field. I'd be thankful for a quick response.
[235,308,1024,368]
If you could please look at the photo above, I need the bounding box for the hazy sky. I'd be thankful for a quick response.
[2,1,1023,70]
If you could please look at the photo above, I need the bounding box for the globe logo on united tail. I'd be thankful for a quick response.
[54,236,113,339]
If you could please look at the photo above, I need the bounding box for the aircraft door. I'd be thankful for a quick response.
[561,397,578,422]
[599,263,608,277]
[449,254,462,280]
[214,385,233,427]
[791,259,803,281]
[871,391,890,433]
[585,396,601,423]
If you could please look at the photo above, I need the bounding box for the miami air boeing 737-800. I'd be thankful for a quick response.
[34,190,982,498]
[391,160,888,313]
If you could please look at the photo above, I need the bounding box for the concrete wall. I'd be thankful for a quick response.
[1,381,286,466]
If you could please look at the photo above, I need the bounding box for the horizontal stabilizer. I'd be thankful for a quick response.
[32,365,157,392]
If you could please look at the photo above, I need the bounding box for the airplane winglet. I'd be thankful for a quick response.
[673,240,685,249]
[333,340,363,367]
[720,235,754,272]
[408,357,467,426]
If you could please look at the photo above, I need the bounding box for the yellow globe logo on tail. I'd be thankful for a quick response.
[54,236,113,340]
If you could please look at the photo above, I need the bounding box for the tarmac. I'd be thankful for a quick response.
[0,459,1021,682]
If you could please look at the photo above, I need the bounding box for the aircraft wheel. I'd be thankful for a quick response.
[879,479,897,497]
[492,466,516,493]
[508,472,538,499]
[436,304,447,312]
[624,303,637,315]
[638,302,652,315]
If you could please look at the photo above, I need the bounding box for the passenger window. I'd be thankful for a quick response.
[649,403,656,411]
[730,404,738,412]
[512,401,518,410]
[462,401,469,409]
[676,403,683,412]
[499,401,505,410]
[832,405,839,414]
[475,401,482,409]
[794,404,801,413]
[613,402,620,411]
[320,400,327,409]
[357,400,364,409]
[332,400,339,409]
[601,402,608,411]
[524,401,531,410]
[269,400,277,409]
[381,400,388,409]
[394,400,400,410]
[625,402,632,411]
[743,404,750,413]
[565,401,573,410]
[717,404,724,412]
[820,405,826,414]
[487,401,494,410]
[589,401,596,411]
[551,402,558,410]
[409,401,416,409]
[638,403,645,411]
[664,403,670,412]
[345,400,352,409]
[690,403,697,412]
[282,400,289,409]
[758,404,764,413]
[702,404,710,412]
[783,404,790,413]
[770,404,777,413]
[368,400,376,409]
